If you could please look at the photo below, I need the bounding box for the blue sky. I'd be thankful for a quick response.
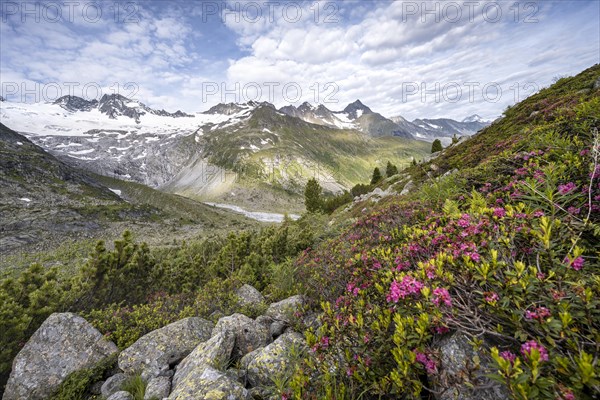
[1,0,599,120]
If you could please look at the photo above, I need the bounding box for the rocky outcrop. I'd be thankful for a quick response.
[169,331,238,398]
[266,295,305,323]
[144,376,172,400]
[107,391,134,400]
[432,332,509,400]
[236,284,266,307]
[101,373,128,398]
[119,317,213,380]
[212,313,270,359]
[169,366,250,400]
[242,331,306,388]
[3,313,118,400]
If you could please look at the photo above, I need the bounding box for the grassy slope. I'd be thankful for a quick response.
[201,106,431,189]
[292,64,600,398]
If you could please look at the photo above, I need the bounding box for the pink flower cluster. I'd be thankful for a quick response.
[432,287,452,307]
[525,306,551,321]
[558,182,577,195]
[564,255,584,271]
[387,276,424,303]
[414,350,437,374]
[520,340,548,362]
[484,291,499,303]
[493,207,506,218]
[500,350,517,364]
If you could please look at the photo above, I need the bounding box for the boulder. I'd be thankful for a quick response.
[269,320,287,339]
[432,332,510,400]
[172,331,235,390]
[101,373,128,398]
[236,284,265,307]
[119,317,213,380]
[107,391,134,400]
[242,331,306,388]
[265,295,305,323]
[144,376,171,400]
[400,180,414,195]
[593,77,600,90]
[212,313,270,359]
[168,367,249,400]
[3,313,118,400]
[255,315,274,331]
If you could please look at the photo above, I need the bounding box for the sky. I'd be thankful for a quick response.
[0,0,599,120]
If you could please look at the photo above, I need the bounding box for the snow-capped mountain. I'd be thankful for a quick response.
[0,97,258,187]
[279,99,414,139]
[411,117,490,141]
[0,95,430,210]
[462,114,490,123]
[55,94,193,123]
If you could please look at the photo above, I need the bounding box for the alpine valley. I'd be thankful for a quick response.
[0,94,489,216]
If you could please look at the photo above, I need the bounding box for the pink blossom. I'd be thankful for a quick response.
[387,276,424,303]
[435,326,449,334]
[564,256,585,271]
[567,206,581,215]
[485,292,499,303]
[500,351,517,364]
[521,340,548,362]
[561,389,575,400]
[457,215,471,228]
[432,287,452,307]
[558,182,577,195]
[414,350,437,374]
[572,256,584,270]
[493,207,506,218]
[533,210,545,217]
[525,306,550,321]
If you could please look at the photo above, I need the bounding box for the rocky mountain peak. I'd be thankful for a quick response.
[54,95,98,112]
[462,114,488,123]
[343,100,372,119]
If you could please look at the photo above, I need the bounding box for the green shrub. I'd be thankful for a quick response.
[50,353,118,400]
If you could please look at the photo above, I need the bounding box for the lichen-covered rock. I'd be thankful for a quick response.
[255,315,274,331]
[144,376,171,400]
[432,332,509,400]
[172,331,235,390]
[236,284,265,307]
[107,391,134,400]
[3,313,118,400]
[168,367,249,400]
[101,373,128,398]
[269,320,287,339]
[119,317,213,380]
[243,331,306,388]
[212,313,269,359]
[265,295,305,323]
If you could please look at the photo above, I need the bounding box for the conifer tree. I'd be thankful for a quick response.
[304,178,322,213]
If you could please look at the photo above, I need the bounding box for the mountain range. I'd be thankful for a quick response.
[0,94,489,211]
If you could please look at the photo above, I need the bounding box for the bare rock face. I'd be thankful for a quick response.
[211,313,270,360]
[236,284,265,307]
[169,331,243,399]
[144,376,172,400]
[266,295,305,323]
[432,332,509,400]
[241,331,306,388]
[169,366,249,400]
[118,317,214,380]
[3,313,118,400]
